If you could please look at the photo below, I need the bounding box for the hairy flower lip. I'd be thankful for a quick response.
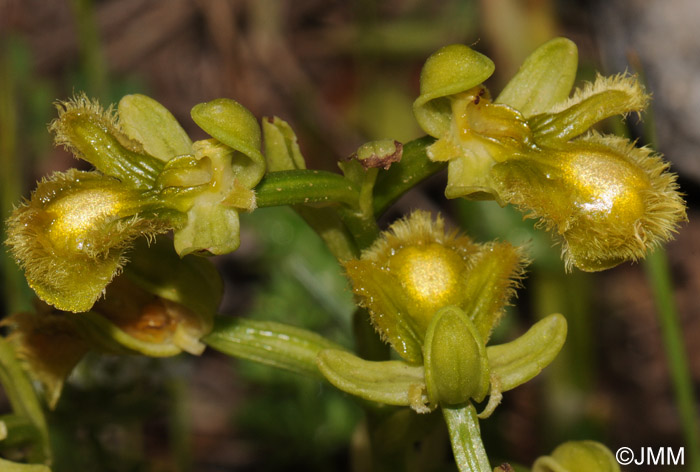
[345,211,527,363]
[414,39,687,271]
[5,170,174,313]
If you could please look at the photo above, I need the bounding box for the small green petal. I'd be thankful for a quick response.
[529,74,648,145]
[118,94,193,161]
[461,242,527,342]
[496,37,578,117]
[50,94,163,189]
[262,116,306,171]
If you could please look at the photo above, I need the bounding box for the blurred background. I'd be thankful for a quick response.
[0,0,699,471]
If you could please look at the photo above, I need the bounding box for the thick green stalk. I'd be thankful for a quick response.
[256,169,360,207]
[373,136,444,215]
[644,249,700,472]
[442,403,491,472]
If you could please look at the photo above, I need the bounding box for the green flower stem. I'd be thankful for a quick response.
[337,206,380,251]
[644,249,700,472]
[256,170,360,208]
[373,136,444,216]
[0,338,51,464]
[203,316,346,378]
[442,403,491,472]
[255,170,380,255]
[294,206,360,261]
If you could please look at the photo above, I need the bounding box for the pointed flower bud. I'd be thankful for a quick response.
[344,210,526,363]
[414,38,686,271]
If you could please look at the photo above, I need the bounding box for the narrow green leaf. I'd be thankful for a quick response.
[204,317,344,378]
[496,37,578,117]
[487,313,567,392]
[118,94,192,161]
[316,349,426,407]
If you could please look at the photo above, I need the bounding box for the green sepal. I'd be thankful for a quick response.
[423,306,489,406]
[496,38,578,117]
[1,311,89,409]
[316,349,428,410]
[118,94,193,161]
[414,44,495,137]
[344,260,424,363]
[532,441,620,472]
[203,317,344,378]
[486,313,567,392]
[191,98,265,187]
[262,116,306,171]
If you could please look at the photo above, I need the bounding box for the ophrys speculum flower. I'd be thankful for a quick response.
[414,38,686,271]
